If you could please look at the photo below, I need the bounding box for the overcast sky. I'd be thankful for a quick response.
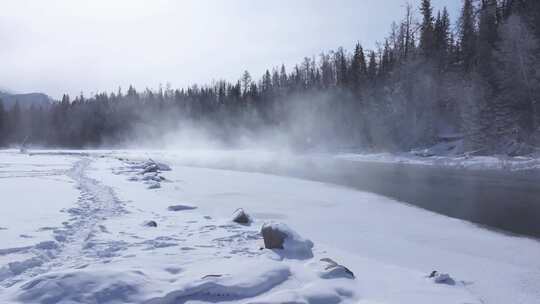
[0,0,461,99]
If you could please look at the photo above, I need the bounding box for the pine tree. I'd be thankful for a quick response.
[350,43,367,92]
[477,0,499,82]
[279,64,288,89]
[262,70,272,93]
[9,101,22,143]
[403,3,415,60]
[495,14,540,142]
[335,47,348,87]
[127,85,138,99]
[271,68,280,90]
[320,53,334,88]
[459,0,477,73]
[367,51,377,82]
[61,94,70,105]
[0,99,5,146]
[472,0,501,151]
[420,0,435,58]
[434,7,451,71]
[241,71,252,97]
[379,40,394,79]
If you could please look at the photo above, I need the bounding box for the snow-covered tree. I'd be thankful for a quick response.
[494,14,540,143]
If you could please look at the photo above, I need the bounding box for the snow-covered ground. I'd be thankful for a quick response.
[1,149,539,303]
[336,151,540,171]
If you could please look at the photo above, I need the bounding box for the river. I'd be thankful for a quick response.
[186,155,540,238]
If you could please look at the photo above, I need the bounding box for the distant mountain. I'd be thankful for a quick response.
[0,91,53,109]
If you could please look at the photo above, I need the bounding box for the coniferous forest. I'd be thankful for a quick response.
[1,0,539,154]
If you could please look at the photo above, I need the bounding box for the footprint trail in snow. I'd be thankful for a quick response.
[0,158,127,288]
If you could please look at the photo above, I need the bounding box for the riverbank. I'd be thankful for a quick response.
[1,150,540,303]
[335,151,540,171]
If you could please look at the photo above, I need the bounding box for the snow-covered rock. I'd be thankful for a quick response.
[139,160,172,174]
[319,258,355,279]
[232,208,251,224]
[429,271,455,285]
[261,222,313,259]
[143,220,158,228]
[141,163,159,174]
[154,161,172,171]
[167,204,197,212]
[141,172,159,181]
[34,241,59,251]
[145,181,161,189]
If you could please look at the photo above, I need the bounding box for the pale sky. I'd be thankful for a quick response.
[0,0,461,99]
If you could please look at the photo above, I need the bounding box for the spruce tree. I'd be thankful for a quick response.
[279,65,287,87]
[241,71,252,97]
[335,47,348,87]
[474,0,501,151]
[420,0,435,58]
[495,14,540,144]
[367,51,377,82]
[350,43,367,93]
[0,99,5,146]
[434,7,451,71]
[459,0,477,73]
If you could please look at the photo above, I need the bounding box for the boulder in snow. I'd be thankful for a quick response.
[154,161,172,171]
[261,223,287,249]
[319,258,355,279]
[35,241,59,251]
[168,205,197,212]
[140,160,171,174]
[232,208,251,224]
[429,271,455,285]
[141,163,159,174]
[146,181,161,189]
[261,222,313,259]
[143,220,158,228]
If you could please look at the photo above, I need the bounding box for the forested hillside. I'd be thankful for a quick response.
[0,0,539,154]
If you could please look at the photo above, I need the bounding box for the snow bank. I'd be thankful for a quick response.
[336,151,540,171]
[254,282,352,304]
[17,270,147,303]
[145,262,291,303]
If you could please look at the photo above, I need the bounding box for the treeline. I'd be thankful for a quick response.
[0,0,539,154]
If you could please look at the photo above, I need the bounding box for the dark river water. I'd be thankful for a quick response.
[196,157,540,238]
